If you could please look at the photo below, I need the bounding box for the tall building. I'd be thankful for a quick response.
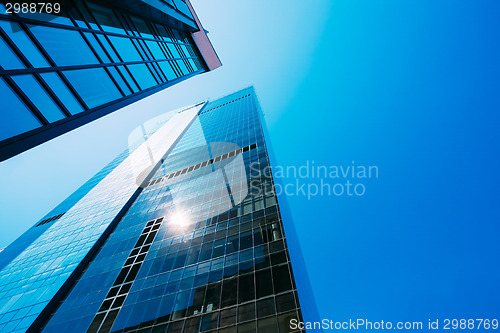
[0,87,320,332]
[0,0,221,161]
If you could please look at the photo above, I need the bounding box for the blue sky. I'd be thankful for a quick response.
[1,0,500,327]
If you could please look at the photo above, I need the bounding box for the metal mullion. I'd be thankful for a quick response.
[2,75,49,125]
[0,58,196,75]
[103,66,125,97]
[137,39,165,83]
[0,25,73,116]
[77,30,125,97]
[98,32,142,91]
[10,19,89,110]
[90,31,134,94]
[126,18,162,85]
[33,72,72,117]
[151,25,184,77]
[0,13,194,46]
[0,26,33,68]
[66,0,92,30]
[56,70,88,110]
[157,33,183,77]
[115,11,136,37]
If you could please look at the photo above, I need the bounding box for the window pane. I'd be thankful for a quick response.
[63,68,121,108]
[83,32,110,63]
[176,59,189,75]
[96,34,119,62]
[0,37,25,69]
[107,66,132,95]
[158,61,178,81]
[108,36,142,62]
[12,75,66,123]
[127,64,157,90]
[166,43,180,59]
[0,21,49,68]
[146,40,166,60]
[117,66,139,93]
[40,72,84,115]
[86,3,126,34]
[0,78,41,141]
[130,16,154,39]
[28,25,99,66]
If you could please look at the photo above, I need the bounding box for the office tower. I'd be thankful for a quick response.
[0,0,221,161]
[0,87,319,332]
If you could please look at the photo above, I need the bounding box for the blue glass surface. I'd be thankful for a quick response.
[126,64,157,90]
[0,78,40,141]
[63,68,122,108]
[107,36,142,62]
[12,75,66,123]
[38,88,307,333]
[0,37,25,69]
[40,72,84,115]
[28,24,99,66]
[0,20,49,68]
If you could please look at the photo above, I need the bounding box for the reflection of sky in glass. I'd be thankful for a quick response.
[0,104,203,333]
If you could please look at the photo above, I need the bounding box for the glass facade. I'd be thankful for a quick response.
[0,87,318,332]
[0,0,218,161]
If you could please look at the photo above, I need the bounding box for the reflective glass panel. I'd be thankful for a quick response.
[127,64,157,90]
[0,37,25,69]
[63,68,121,108]
[108,36,142,62]
[86,3,126,35]
[158,61,178,81]
[40,72,84,115]
[0,78,40,141]
[83,32,111,63]
[12,74,66,123]
[96,34,120,62]
[107,66,132,95]
[28,24,99,66]
[117,66,140,93]
[0,20,49,67]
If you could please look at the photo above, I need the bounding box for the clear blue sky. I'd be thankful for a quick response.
[1,0,500,327]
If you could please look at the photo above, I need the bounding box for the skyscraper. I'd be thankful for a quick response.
[0,87,319,332]
[0,0,221,161]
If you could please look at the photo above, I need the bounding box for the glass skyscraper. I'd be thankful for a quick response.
[0,87,319,332]
[0,0,221,161]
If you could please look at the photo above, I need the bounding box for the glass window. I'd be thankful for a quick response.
[12,75,66,123]
[146,40,166,60]
[177,59,190,75]
[40,72,84,115]
[106,66,132,95]
[86,3,126,35]
[108,36,142,62]
[96,34,119,62]
[0,37,25,69]
[127,64,157,90]
[83,32,110,63]
[63,68,121,108]
[0,78,41,141]
[116,66,139,93]
[166,43,181,59]
[158,61,178,81]
[28,25,99,66]
[130,16,154,39]
[0,21,49,68]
